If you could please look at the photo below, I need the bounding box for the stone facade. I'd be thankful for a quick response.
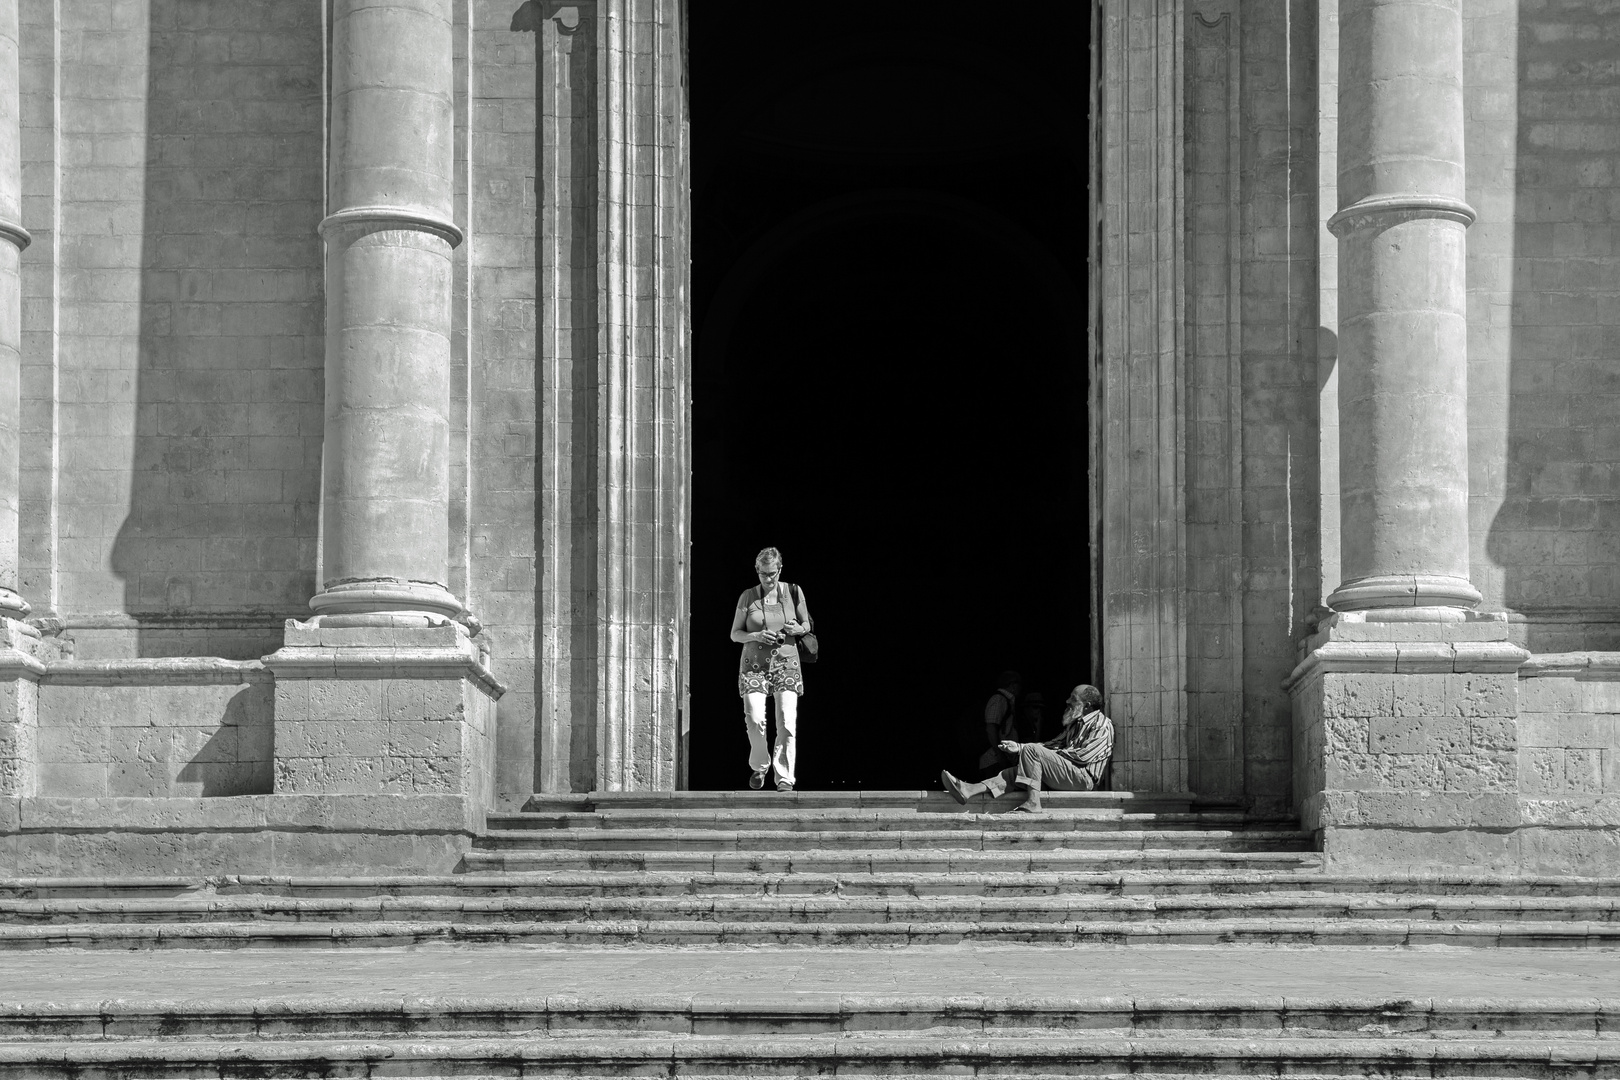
[0,0,1618,876]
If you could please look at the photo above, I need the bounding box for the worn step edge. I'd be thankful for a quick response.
[460,852,1326,871]
[479,816,1263,835]
[2,895,1616,921]
[2,1034,1619,1069]
[11,870,1620,898]
[0,918,1615,947]
[519,791,1201,810]
[1,995,1618,1039]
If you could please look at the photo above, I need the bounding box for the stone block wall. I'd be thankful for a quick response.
[1518,660,1620,800]
[35,661,271,797]
[19,0,324,659]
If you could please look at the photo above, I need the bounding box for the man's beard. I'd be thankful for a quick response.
[1062,704,1084,725]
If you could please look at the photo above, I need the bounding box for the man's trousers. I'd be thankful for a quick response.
[982,744,1103,796]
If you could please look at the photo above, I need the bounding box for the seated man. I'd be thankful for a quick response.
[942,684,1113,813]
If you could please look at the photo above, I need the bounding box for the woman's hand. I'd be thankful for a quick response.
[998,740,1020,754]
[755,630,782,645]
[782,621,805,636]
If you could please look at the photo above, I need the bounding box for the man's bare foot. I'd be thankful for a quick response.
[1009,801,1044,814]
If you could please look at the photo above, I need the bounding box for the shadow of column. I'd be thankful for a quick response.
[1484,6,1620,652]
[107,0,323,658]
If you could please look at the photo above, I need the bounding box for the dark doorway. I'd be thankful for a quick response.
[688,3,1093,791]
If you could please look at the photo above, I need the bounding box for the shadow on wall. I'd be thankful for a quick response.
[171,684,274,796]
[107,0,324,658]
[1485,6,1620,652]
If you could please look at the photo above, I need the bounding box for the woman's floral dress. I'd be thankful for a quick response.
[737,583,805,696]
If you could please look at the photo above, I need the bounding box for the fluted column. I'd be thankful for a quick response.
[1326,0,1478,612]
[311,0,465,622]
[0,0,28,622]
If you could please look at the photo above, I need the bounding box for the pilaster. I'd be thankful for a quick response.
[526,0,687,793]
[0,0,28,623]
[1098,0,1189,794]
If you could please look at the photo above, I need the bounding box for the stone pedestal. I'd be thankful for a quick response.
[264,619,503,832]
[1326,0,1478,612]
[0,619,44,801]
[1288,612,1529,870]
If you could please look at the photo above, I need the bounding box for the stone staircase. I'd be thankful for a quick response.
[1,790,1617,1077]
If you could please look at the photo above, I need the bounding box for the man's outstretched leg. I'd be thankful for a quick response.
[941,767,1017,805]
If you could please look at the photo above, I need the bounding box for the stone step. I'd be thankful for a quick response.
[1,1032,1615,1079]
[460,847,1324,873]
[3,893,1617,925]
[519,790,1204,813]
[471,827,1315,852]
[0,916,1615,948]
[4,945,1613,1076]
[0,992,1613,1039]
[8,870,1620,899]
[484,810,1263,831]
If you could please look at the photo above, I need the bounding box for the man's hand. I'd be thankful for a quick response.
[998,740,1020,754]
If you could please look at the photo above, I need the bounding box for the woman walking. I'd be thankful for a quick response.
[729,546,811,791]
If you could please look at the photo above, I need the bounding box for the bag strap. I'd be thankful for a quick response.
[791,583,811,631]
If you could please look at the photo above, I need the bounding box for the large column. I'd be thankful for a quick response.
[0,0,27,623]
[311,0,465,623]
[1325,0,1478,612]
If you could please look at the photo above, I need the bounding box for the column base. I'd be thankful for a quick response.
[1327,573,1482,612]
[308,578,465,622]
[0,587,31,621]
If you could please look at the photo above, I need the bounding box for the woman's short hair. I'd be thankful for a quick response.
[755,546,782,570]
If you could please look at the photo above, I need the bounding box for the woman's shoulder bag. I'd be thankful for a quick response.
[785,582,818,665]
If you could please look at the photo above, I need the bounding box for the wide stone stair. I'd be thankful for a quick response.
[1,790,1617,1076]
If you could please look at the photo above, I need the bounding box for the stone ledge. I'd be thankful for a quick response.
[1519,652,1620,678]
[1285,641,1529,689]
[264,644,505,700]
[42,658,268,685]
[1316,791,1620,830]
[12,794,476,833]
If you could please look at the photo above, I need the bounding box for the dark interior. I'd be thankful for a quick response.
[688,3,1093,791]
